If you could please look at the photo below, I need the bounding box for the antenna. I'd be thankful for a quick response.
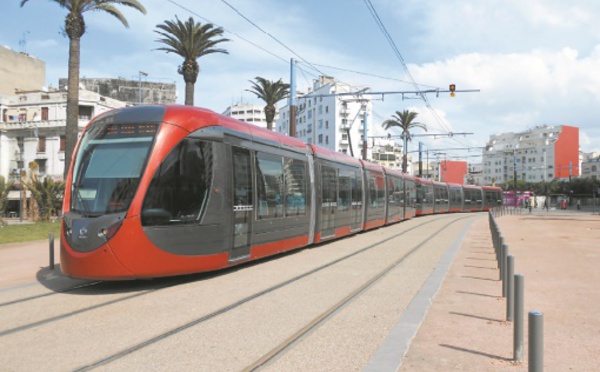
[19,31,30,54]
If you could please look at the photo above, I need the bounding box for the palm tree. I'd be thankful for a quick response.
[155,17,229,106]
[246,77,290,130]
[382,110,427,173]
[25,177,66,222]
[20,0,147,180]
[0,176,14,218]
[25,161,65,221]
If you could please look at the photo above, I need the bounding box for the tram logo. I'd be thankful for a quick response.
[79,227,88,239]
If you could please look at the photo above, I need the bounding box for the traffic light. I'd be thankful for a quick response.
[449,84,456,97]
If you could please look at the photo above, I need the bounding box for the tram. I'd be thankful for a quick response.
[60,105,502,280]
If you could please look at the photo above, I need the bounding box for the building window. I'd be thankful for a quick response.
[60,136,66,152]
[325,106,329,114]
[36,159,47,174]
[79,106,94,120]
[37,137,46,153]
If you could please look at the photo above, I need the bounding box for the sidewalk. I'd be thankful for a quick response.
[400,210,600,371]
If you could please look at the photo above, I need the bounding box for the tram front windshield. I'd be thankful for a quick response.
[70,123,158,216]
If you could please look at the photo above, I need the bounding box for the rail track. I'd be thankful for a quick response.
[0,213,480,371]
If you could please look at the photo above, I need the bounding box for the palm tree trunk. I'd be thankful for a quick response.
[185,82,194,106]
[64,36,81,181]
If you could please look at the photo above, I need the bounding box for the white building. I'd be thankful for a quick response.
[581,152,600,181]
[482,125,580,185]
[222,102,269,129]
[0,88,127,182]
[465,162,485,185]
[371,140,404,171]
[275,76,375,159]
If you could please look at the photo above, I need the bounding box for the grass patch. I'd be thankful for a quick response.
[0,221,61,245]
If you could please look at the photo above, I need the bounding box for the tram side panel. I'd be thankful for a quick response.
[404,176,417,219]
[364,168,386,230]
[312,155,364,243]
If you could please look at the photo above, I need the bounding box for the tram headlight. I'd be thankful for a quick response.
[97,220,124,240]
[63,220,72,237]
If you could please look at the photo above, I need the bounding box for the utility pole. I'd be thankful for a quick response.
[514,150,517,194]
[138,71,148,105]
[418,142,423,177]
[296,84,478,158]
[289,58,297,137]
[362,111,368,160]
[369,132,473,175]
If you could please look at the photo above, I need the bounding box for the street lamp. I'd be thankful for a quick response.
[138,70,148,105]
[434,152,446,181]
[13,150,24,223]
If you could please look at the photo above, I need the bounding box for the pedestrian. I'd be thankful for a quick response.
[561,199,567,210]
[544,198,549,211]
[577,199,581,210]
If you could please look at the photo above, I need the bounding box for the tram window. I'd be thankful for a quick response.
[394,178,404,206]
[256,153,284,219]
[338,170,353,212]
[284,158,307,216]
[351,171,362,209]
[368,173,384,208]
[321,165,338,210]
[142,139,213,226]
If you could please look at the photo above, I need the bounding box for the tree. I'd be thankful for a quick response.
[155,17,229,106]
[0,176,14,218]
[246,77,290,130]
[382,110,427,173]
[25,169,66,222]
[20,0,147,181]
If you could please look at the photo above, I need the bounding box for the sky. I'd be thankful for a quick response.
[3,0,600,160]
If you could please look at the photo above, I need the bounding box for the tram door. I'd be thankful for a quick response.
[351,171,363,231]
[320,166,337,238]
[230,148,253,262]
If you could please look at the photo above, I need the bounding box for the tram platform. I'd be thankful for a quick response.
[395,209,600,371]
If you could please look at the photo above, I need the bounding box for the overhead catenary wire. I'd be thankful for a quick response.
[167,0,478,159]
[218,0,326,76]
[165,0,289,65]
[362,0,473,149]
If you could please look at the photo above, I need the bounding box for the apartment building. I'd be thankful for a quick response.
[0,45,45,96]
[0,88,126,181]
[222,102,269,129]
[275,76,374,159]
[482,125,579,185]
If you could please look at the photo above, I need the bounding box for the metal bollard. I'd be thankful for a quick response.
[502,244,508,297]
[529,311,544,372]
[514,274,524,361]
[49,232,55,270]
[497,236,504,269]
[506,255,514,321]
